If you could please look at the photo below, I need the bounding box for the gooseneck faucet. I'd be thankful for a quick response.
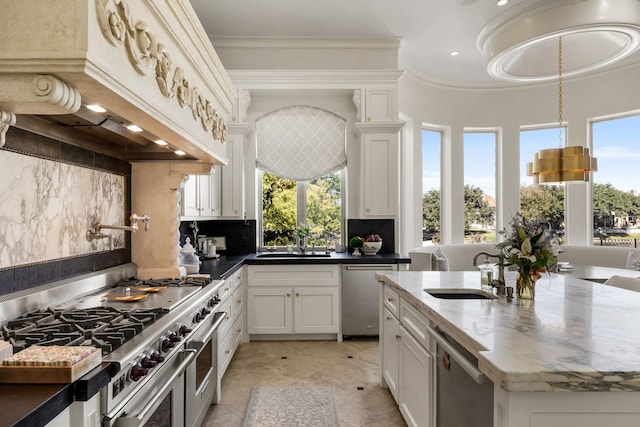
[86,213,151,250]
[472,251,507,295]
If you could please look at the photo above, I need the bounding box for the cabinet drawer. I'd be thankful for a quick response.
[400,299,430,350]
[217,297,233,338]
[232,314,243,351]
[247,265,340,287]
[218,328,233,378]
[232,286,243,321]
[384,286,400,318]
[218,280,234,302]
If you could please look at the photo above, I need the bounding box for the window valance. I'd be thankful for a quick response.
[256,105,346,180]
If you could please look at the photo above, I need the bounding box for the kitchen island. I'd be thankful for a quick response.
[377,270,640,427]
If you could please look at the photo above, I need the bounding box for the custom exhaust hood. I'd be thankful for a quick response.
[0,0,235,164]
[0,0,237,279]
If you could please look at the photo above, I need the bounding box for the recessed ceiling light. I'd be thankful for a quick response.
[175,150,186,156]
[126,124,143,132]
[450,51,460,56]
[155,139,168,146]
[86,104,107,113]
[496,0,508,6]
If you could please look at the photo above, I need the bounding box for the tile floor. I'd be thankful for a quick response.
[201,340,406,427]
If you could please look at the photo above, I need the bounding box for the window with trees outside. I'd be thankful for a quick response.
[464,131,496,243]
[421,129,442,245]
[261,171,343,249]
[519,127,565,241]
[591,114,640,247]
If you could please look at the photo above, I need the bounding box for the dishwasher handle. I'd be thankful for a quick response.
[426,325,488,385]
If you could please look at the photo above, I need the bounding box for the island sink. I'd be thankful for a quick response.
[424,288,498,300]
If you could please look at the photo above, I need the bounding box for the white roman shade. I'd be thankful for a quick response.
[256,105,346,180]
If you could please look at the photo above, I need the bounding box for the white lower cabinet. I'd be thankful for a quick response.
[218,268,244,382]
[399,324,433,427]
[381,285,435,427]
[382,307,400,402]
[246,265,340,337]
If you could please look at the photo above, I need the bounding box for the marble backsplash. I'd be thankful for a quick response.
[0,149,125,269]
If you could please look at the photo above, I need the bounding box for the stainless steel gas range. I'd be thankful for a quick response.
[0,264,227,427]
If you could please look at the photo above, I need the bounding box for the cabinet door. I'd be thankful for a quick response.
[365,89,394,122]
[362,133,398,216]
[293,287,340,334]
[382,307,400,403]
[399,325,434,427]
[222,136,245,218]
[247,287,292,334]
[209,165,221,217]
[182,175,200,217]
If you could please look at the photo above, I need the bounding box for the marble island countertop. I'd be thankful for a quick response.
[376,270,640,393]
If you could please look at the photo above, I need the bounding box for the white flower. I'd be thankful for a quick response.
[509,238,537,262]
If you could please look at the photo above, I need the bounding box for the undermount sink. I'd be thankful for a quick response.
[424,288,498,300]
[256,252,332,258]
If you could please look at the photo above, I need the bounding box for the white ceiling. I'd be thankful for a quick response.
[190,0,640,89]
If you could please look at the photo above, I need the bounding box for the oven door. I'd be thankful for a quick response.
[106,349,197,427]
[185,311,226,427]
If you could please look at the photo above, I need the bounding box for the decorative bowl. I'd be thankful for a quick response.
[362,241,382,255]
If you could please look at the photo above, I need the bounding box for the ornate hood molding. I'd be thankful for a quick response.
[0,0,235,163]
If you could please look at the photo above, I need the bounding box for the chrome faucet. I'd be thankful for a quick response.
[473,251,507,295]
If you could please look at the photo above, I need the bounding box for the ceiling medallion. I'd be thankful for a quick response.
[478,0,640,82]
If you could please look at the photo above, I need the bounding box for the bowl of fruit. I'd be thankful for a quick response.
[362,234,382,255]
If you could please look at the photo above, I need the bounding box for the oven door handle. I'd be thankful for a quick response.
[426,325,488,385]
[189,311,227,352]
[114,349,197,427]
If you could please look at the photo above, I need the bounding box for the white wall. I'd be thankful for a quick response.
[399,64,640,251]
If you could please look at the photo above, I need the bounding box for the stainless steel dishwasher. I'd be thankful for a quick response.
[427,325,494,427]
[341,264,396,337]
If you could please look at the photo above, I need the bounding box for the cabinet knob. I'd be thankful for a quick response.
[296,293,300,297]
[236,329,241,333]
[237,299,241,304]
[387,297,394,302]
[286,293,291,297]
[386,316,392,321]
[395,335,401,340]
[367,116,371,121]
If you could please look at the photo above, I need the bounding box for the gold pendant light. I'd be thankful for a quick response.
[527,37,597,184]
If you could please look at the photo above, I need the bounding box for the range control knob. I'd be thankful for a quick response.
[179,324,192,336]
[201,307,211,316]
[161,333,180,352]
[194,312,205,322]
[150,351,165,363]
[130,362,149,381]
[208,296,221,307]
[140,356,157,369]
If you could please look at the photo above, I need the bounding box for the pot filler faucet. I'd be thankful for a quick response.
[86,213,150,250]
[472,251,507,295]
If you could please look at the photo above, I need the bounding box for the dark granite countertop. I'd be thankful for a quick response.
[199,252,410,275]
[242,251,410,265]
[1,362,110,427]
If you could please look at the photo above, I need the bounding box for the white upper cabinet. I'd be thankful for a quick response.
[181,166,220,218]
[365,89,396,122]
[221,134,245,218]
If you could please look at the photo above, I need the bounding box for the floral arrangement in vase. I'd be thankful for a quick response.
[496,213,557,300]
[296,225,311,252]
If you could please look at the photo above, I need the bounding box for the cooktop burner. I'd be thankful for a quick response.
[2,307,164,355]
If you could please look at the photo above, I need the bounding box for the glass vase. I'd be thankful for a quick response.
[516,271,537,300]
[298,235,308,253]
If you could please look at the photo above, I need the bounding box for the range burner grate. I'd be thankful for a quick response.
[114,277,211,288]
[2,307,165,355]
